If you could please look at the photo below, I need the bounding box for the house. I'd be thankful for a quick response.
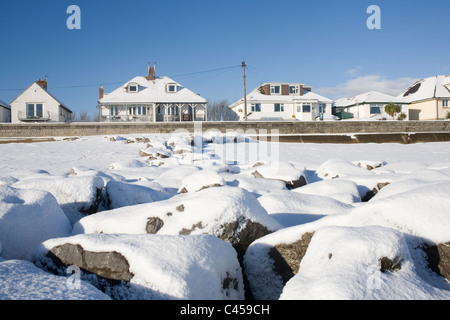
[97,67,208,122]
[0,99,11,123]
[10,79,73,124]
[334,91,409,120]
[229,82,333,121]
[399,75,450,120]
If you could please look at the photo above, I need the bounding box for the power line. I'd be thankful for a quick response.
[0,64,242,92]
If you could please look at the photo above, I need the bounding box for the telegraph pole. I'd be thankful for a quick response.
[242,60,247,121]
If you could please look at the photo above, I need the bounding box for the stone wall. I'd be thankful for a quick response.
[1,121,450,144]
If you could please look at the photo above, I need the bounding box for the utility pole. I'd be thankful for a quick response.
[242,60,247,121]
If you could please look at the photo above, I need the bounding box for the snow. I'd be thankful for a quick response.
[335,91,406,107]
[99,76,207,104]
[0,132,450,300]
[33,233,243,300]
[399,75,450,102]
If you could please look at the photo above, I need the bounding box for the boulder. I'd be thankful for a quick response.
[104,180,170,210]
[177,169,225,193]
[33,233,245,300]
[73,187,282,260]
[12,175,104,224]
[279,226,450,300]
[0,186,72,260]
[244,181,450,299]
[0,258,110,300]
[251,161,307,189]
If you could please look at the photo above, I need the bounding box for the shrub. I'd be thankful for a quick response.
[384,103,402,119]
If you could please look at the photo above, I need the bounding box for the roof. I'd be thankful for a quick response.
[399,75,450,103]
[9,82,72,113]
[99,76,207,105]
[335,91,407,108]
[0,99,11,110]
[229,84,332,109]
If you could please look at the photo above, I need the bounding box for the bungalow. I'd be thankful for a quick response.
[399,75,450,120]
[334,91,409,120]
[10,79,73,124]
[0,99,11,123]
[97,67,207,122]
[229,82,333,121]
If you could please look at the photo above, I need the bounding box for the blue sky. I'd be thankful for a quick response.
[1,0,449,118]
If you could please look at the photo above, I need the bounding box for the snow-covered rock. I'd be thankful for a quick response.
[104,180,171,209]
[251,161,307,189]
[279,225,450,300]
[244,181,450,300]
[178,169,225,193]
[0,186,72,260]
[73,187,282,258]
[12,175,104,224]
[293,179,361,204]
[258,190,353,228]
[0,258,110,300]
[33,233,244,300]
[316,159,373,179]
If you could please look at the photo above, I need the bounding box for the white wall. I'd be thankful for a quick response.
[235,101,332,121]
[0,106,11,123]
[10,83,70,124]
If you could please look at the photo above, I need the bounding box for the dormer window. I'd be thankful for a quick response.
[128,83,138,93]
[270,85,281,94]
[167,84,177,93]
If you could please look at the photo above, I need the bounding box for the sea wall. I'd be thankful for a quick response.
[1,121,450,144]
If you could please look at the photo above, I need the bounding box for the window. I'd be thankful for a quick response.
[444,100,449,107]
[271,85,281,94]
[110,106,118,116]
[302,104,311,113]
[26,103,43,118]
[289,86,299,95]
[370,105,382,114]
[319,104,327,114]
[252,103,261,112]
[128,82,139,93]
[167,84,177,93]
[274,103,284,112]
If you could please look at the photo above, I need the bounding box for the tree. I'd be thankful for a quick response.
[207,99,239,121]
[384,103,402,119]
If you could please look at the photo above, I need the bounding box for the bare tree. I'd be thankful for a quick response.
[207,99,239,121]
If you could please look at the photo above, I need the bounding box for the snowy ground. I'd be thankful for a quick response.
[0,131,450,300]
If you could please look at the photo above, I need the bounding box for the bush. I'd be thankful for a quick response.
[397,112,407,121]
[385,103,402,119]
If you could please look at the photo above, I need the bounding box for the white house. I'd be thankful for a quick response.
[10,79,73,124]
[229,82,333,121]
[0,99,11,123]
[334,91,409,120]
[97,67,208,122]
[398,75,450,120]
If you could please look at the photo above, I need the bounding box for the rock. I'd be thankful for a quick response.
[33,233,245,300]
[104,180,170,210]
[0,259,110,300]
[422,242,450,281]
[73,187,282,260]
[0,186,72,260]
[251,161,307,190]
[177,169,225,193]
[12,175,104,224]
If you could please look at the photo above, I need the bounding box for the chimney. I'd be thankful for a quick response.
[37,78,47,90]
[147,66,155,80]
[99,85,104,100]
